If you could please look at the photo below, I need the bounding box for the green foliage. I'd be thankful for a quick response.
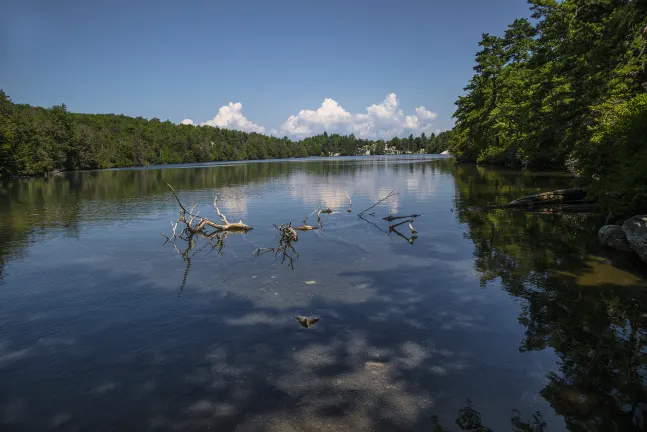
[426,130,455,154]
[451,0,647,183]
[575,94,647,215]
[0,93,439,177]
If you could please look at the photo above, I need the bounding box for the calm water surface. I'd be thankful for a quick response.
[0,156,645,431]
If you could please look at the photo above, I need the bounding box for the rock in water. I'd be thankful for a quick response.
[295,316,320,328]
[598,225,633,252]
[623,215,647,263]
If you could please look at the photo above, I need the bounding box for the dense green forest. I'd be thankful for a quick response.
[0,90,450,178]
[450,0,647,211]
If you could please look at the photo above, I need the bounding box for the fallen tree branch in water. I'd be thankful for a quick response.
[389,220,418,245]
[389,219,413,231]
[167,184,253,233]
[164,184,251,293]
[252,223,300,270]
[383,214,420,222]
[295,206,321,231]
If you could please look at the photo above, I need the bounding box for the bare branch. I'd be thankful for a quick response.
[303,206,322,225]
[167,184,186,213]
[409,221,418,234]
[213,193,229,225]
[358,190,398,217]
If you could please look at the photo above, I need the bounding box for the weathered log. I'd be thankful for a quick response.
[503,188,588,208]
[294,224,317,231]
[467,201,601,214]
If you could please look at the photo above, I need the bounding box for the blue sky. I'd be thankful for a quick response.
[2,0,532,139]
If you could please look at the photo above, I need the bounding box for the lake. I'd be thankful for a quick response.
[0,156,645,431]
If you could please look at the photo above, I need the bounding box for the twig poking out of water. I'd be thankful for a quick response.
[295,316,320,328]
[409,221,418,234]
[252,223,300,270]
[358,190,398,217]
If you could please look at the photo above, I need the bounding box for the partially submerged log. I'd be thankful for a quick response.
[503,188,588,209]
[467,188,601,214]
[383,214,420,222]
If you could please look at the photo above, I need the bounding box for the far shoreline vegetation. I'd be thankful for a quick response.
[2,2,646,215]
[0,90,453,179]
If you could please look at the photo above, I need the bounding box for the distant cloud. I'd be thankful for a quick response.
[189,93,437,139]
[280,93,438,140]
[201,102,265,134]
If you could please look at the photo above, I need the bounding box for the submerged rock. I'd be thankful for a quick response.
[622,215,647,264]
[598,225,632,252]
[295,316,320,328]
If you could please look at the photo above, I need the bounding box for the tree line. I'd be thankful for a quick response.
[449,0,647,211]
[0,90,451,178]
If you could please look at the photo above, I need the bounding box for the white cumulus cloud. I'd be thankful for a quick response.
[201,102,265,134]
[181,119,194,125]
[280,93,438,140]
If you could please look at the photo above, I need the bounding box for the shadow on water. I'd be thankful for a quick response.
[0,158,645,431]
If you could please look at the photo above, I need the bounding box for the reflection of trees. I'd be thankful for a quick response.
[431,400,546,431]
[0,158,451,283]
[453,164,647,431]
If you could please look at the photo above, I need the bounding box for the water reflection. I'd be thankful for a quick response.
[0,158,645,431]
[431,400,547,431]
[453,164,647,432]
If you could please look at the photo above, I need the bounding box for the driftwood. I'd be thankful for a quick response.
[252,223,300,270]
[167,185,253,235]
[388,220,418,245]
[383,214,420,222]
[467,188,601,214]
[164,184,252,293]
[295,207,321,231]
[503,188,588,209]
[358,190,398,217]
[468,202,602,214]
